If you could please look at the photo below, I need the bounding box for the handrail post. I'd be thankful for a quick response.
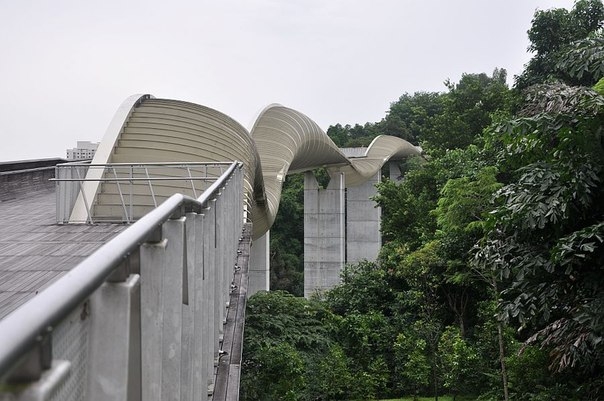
[75,167,94,224]
[187,165,197,198]
[202,205,216,396]
[112,166,129,223]
[144,166,158,208]
[129,165,133,223]
[140,217,186,400]
[87,273,141,401]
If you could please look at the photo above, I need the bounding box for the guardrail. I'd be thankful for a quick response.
[53,162,232,223]
[0,161,245,401]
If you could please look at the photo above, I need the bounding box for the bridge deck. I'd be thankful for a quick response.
[0,189,126,320]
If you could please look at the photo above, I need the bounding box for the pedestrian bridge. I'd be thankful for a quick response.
[0,95,420,400]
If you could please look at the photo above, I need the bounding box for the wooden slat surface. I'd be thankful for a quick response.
[213,223,251,401]
[0,189,127,320]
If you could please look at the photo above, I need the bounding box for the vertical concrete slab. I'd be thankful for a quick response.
[195,212,212,400]
[248,232,270,296]
[210,200,222,375]
[304,171,345,298]
[87,274,141,401]
[346,172,381,264]
[202,205,216,394]
[140,217,185,401]
[140,238,166,401]
[183,212,202,401]
[212,196,225,346]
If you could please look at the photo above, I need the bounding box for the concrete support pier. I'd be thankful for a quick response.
[304,171,345,298]
[346,172,381,264]
[248,231,270,296]
[389,161,403,181]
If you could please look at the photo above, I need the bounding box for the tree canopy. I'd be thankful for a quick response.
[242,2,604,400]
[516,0,604,88]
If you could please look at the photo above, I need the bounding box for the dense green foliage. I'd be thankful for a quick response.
[241,290,390,401]
[516,0,604,88]
[269,174,305,296]
[475,82,604,393]
[242,2,604,400]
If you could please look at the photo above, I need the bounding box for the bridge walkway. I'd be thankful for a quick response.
[0,166,126,320]
[214,222,251,401]
[0,161,246,401]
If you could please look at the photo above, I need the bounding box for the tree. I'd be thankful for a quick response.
[243,3,604,396]
[378,92,444,144]
[270,174,304,295]
[439,326,479,400]
[326,122,379,147]
[325,123,350,147]
[476,82,604,398]
[394,329,431,400]
[334,311,393,398]
[423,70,514,153]
[305,344,352,401]
[516,0,604,88]
[433,163,503,338]
[555,34,604,86]
[241,342,306,401]
[241,291,338,401]
[374,156,439,251]
[325,261,394,316]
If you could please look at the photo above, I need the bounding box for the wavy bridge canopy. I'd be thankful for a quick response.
[72,94,421,240]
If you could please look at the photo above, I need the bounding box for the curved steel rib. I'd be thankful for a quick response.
[73,95,421,239]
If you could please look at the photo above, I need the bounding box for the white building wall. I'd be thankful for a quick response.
[66,141,99,160]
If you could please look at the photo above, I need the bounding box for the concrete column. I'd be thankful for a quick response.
[389,161,403,181]
[211,200,224,378]
[140,217,186,401]
[248,232,270,296]
[212,196,225,347]
[202,206,216,395]
[87,274,141,401]
[184,212,205,401]
[346,172,381,264]
[304,171,345,298]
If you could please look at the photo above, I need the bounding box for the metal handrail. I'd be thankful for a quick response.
[0,161,241,378]
[52,177,222,182]
[55,161,233,167]
[53,161,230,224]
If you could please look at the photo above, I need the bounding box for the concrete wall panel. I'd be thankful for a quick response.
[346,173,381,264]
[304,172,345,298]
[248,232,270,296]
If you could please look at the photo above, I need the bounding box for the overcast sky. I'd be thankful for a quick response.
[0,0,575,162]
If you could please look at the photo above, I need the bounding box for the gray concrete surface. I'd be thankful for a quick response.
[346,173,381,264]
[248,232,269,297]
[304,171,345,298]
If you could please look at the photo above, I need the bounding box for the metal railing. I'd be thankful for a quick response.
[0,161,245,401]
[54,162,233,223]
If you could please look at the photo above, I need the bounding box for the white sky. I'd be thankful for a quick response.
[0,0,575,162]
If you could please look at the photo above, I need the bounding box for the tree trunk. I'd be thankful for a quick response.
[433,364,439,401]
[444,289,468,339]
[497,320,510,401]
[493,279,510,401]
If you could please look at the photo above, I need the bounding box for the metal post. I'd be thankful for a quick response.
[144,166,158,208]
[112,167,129,223]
